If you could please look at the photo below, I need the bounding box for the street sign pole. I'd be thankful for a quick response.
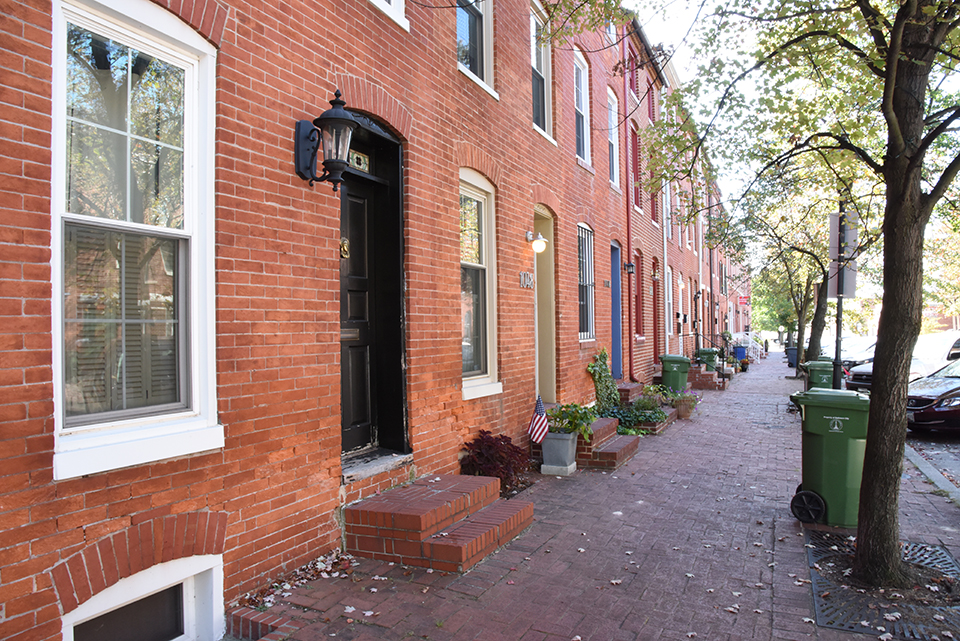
[833,199,846,389]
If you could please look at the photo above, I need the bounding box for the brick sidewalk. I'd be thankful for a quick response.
[232,351,960,641]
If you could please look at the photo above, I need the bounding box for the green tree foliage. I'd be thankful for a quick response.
[660,0,960,587]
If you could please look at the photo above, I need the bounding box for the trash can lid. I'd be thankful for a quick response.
[803,360,834,371]
[659,354,691,363]
[698,347,719,354]
[789,388,870,410]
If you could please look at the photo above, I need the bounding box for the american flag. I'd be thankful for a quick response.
[527,395,549,443]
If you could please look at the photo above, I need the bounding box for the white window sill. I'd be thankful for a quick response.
[576,157,594,174]
[462,379,503,401]
[459,65,499,101]
[55,414,224,480]
[368,0,410,30]
[533,125,557,146]
[579,337,596,344]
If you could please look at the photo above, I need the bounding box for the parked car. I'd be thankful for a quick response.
[907,358,960,432]
[844,331,960,393]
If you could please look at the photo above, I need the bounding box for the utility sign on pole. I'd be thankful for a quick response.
[829,200,857,388]
[827,210,858,300]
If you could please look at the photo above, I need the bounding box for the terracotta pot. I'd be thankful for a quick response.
[675,398,695,419]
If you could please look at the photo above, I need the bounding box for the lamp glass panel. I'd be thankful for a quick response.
[321,122,353,162]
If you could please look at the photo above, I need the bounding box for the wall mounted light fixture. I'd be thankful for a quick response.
[526,231,548,253]
[624,262,635,274]
[651,269,660,281]
[294,90,359,191]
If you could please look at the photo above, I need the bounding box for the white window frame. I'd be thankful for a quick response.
[577,223,595,341]
[531,1,553,138]
[665,266,674,336]
[61,555,224,641]
[51,0,221,480]
[573,48,591,164]
[460,168,501,400]
[607,88,619,187]
[457,0,497,98]
[368,0,409,31]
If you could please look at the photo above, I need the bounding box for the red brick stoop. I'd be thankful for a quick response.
[531,417,641,471]
[343,475,533,573]
[226,606,302,640]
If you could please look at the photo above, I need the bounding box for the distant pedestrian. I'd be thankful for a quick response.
[764,339,769,353]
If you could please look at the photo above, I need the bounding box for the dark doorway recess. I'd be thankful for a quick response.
[339,115,408,458]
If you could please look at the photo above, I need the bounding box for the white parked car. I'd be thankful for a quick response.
[845,331,960,393]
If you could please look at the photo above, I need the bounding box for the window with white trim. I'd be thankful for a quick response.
[61,555,224,641]
[607,88,619,186]
[574,48,590,163]
[457,0,494,90]
[369,0,409,30]
[460,168,501,399]
[53,0,221,480]
[577,223,595,340]
[665,266,674,336]
[531,2,552,134]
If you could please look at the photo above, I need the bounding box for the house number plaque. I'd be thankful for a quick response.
[519,272,534,289]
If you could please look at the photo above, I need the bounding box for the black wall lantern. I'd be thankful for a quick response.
[294,90,359,191]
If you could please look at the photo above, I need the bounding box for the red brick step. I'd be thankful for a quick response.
[344,475,533,572]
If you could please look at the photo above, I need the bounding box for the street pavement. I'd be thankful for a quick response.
[223,350,960,641]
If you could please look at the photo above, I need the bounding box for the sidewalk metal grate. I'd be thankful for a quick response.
[805,530,960,639]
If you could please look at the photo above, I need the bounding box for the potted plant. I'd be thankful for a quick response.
[740,358,750,372]
[542,403,595,475]
[672,390,700,419]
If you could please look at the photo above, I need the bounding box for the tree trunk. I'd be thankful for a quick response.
[853,12,936,586]
[806,279,829,360]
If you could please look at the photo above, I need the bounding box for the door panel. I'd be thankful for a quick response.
[341,189,376,453]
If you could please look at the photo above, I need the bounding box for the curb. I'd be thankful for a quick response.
[905,444,960,507]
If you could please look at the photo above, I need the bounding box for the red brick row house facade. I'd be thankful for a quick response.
[0,0,750,638]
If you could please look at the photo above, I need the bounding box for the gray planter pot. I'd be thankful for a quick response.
[541,431,577,476]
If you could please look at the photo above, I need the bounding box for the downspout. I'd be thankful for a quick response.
[625,27,636,382]
[662,179,669,357]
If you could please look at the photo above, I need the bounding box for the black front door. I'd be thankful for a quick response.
[340,184,377,452]
[339,117,407,456]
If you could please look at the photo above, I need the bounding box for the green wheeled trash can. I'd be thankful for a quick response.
[698,348,719,372]
[789,389,870,528]
[803,360,834,390]
[659,354,691,391]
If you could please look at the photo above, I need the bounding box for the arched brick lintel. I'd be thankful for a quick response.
[455,143,503,188]
[148,0,230,47]
[531,184,561,217]
[49,511,229,615]
[335,75,413,142]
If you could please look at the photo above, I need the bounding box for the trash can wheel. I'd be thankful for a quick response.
[791,490,826,523]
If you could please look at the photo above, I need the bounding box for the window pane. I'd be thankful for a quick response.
[66,121,127,221]
[64,224,181,420]
[66,25,129,130]
[130,51,185,147]
[66,22,185,230]
[575,112,585,159]
[75,584,183,641]
[461,266,486,375]
[460,194,482,264]
[457,1,483,79]
[131,140,184,227]
[532,68,545,129]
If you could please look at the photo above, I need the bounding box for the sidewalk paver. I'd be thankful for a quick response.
[230,351,960,641]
